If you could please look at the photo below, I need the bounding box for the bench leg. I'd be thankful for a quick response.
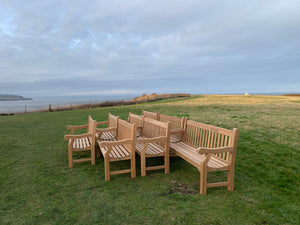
[104,157,110,181]
[68,145,73,168]
[96,144,101,158]
[131,154,136,178]
[164,153,169,174]
[91,148,95,165]
[227,168,234,191]
[141,152,146,177]
[200,166,208,195]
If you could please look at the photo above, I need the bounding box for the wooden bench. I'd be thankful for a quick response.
[135,117,171,176]
[97,119,137,181]
[169,119,239,194]
[64,115,97,168]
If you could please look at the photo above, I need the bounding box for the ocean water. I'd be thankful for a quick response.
[0,95,135,113]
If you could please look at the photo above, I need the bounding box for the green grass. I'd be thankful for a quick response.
[0,95,299,224]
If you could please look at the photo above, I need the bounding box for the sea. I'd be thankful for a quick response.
[0,95,136,114]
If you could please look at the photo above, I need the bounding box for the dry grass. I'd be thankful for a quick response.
[163,94,300,106]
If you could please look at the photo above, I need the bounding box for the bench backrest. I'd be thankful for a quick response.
[108,113,119,136]
[142,110,159,120]
[117,119,137,153]
[108,113,119,128]
[184,120,239,163]
[158,114,185,130]
[142,117,171,148]
[128,112,143,127]
[128,112,143,136]
[87,115,97,146]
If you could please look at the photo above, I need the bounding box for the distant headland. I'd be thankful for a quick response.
[0,94,32,101]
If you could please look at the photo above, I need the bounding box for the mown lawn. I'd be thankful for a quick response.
[0,95,299,224]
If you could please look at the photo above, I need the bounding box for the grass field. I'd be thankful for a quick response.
[0,95,299,224]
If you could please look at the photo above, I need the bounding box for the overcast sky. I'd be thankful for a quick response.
[0,0,299,97]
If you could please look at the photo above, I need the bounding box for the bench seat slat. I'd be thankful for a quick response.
[97,131,117,141]
[136,142,165,156]
[170,141,229,171]
[72,137,91,149]
[100,145,131,160]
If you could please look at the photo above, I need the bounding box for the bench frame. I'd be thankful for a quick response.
[170,119,239,194]
[96,113,120,157]
[128,113,171,176]
[97,119,137,181]
[64,115,97,168]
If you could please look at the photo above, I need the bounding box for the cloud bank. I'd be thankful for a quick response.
[0,0,299,96]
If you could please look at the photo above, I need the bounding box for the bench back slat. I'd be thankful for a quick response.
[117,119,136,153]
[184,120,238,162]
[128,112,143,126]
[142,110,159,120]
[159,114,183,130]
[108,113,119,136]
[142,117,170,148]
[108,113,119,128]
[87,115,97,146]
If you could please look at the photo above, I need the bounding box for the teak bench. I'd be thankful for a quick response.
[64,115,97,168]
[97,119,137,181]
[128,113,171,176]
[170,119,239,194]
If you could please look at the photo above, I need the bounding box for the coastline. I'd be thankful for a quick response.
[0,98,32,101]
[0,93,190,115]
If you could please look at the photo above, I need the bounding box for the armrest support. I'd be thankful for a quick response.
[64,133,92,140]
[98,139,133,147]
[197,146,234,155]
[137,136,167,143]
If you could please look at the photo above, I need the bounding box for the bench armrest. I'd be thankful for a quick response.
[170,128,185,135]
[64,133,92,140]
[98,139,133,147]
[197,146,234,155]
[137,136,167,143]
[67,125,88,130]
[96,127,117,133]
[96,121,108,126]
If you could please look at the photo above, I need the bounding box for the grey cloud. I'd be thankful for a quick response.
[0,0,299,96]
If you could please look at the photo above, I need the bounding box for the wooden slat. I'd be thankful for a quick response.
[73,158,91,163]
[110,169,131,175]
[82,138,87,148]
[146,165,165,171]
[136,140,165,156]
[186,120,234,136]
[79,138,83,149]
[111,146,122,158]
[170,141,229,171]
[207,182,229,188]
[73,148,91,152]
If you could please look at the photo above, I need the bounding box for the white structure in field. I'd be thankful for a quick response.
[244,91,250,96]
